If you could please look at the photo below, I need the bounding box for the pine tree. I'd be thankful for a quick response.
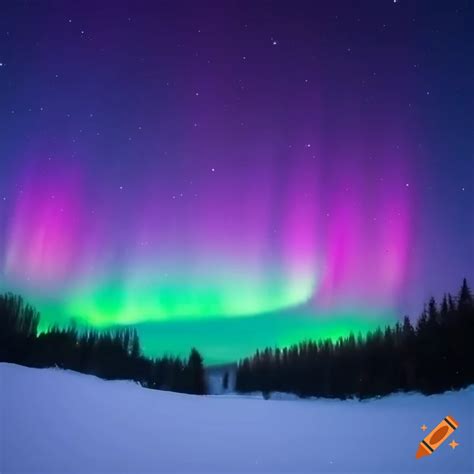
[458,278,472,310]
[186,348,206,395]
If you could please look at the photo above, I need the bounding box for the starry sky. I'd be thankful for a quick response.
[0,1,472,363]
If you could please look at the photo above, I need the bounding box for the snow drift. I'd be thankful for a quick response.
[1,363,472,473]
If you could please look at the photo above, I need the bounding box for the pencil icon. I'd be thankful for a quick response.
[416,415,459,459]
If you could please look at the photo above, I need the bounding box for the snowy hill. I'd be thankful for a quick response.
[1,363,472,473]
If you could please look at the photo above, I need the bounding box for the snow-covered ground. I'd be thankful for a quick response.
[1,363,472,473]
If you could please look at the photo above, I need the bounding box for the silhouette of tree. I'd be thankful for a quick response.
[236,279,474,399]
[0,293,208,395]
[185,348,206,395]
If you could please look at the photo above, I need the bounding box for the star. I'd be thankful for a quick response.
[421,424,427,431]
[449,440,459,449]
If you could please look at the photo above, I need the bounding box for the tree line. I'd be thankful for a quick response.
[236,278,474,399]
[0,293,206,395]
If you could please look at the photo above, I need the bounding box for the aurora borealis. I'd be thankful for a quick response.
[0,1,472,363]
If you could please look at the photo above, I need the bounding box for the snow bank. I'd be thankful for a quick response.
[1,363,472,473]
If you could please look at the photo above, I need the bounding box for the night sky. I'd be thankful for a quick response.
[0,1,472,363]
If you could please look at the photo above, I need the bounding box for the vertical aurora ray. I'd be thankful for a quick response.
[3,162,84,292]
